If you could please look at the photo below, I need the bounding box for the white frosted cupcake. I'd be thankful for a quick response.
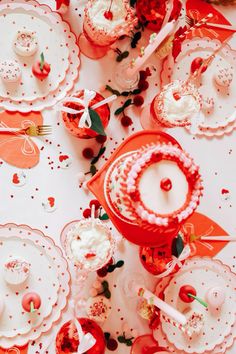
[4,258,30,285]
[86,295,112,322]
[13,30,38,57]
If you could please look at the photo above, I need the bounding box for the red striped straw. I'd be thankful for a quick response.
[178,13,214,40]
[161,313,186,333]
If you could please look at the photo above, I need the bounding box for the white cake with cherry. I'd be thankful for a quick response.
[104,143,203,232]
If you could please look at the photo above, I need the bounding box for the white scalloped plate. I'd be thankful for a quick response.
[0,236,59,339]
[0,0,80,112]
[0,224,70,349]
[161,37,236,137]
[153,257,236,354]
[153,268,236,354]
[0,4,69,102]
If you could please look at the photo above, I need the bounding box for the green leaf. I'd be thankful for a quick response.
[89,108,106,136]
[130,0,137,7]
[104,332,110,341]
[91,146,106,165]
[114,107,124,115]
[121,51,129,59]
[99,213,109,220]
[104,289,111,299]
[121,91,130,97]
[105,85,121,96]
[126,340,133,346]
[102,280,109,290]
[107,264,116,273]
[172,234,184,258]
[116,55,123,62]
[123,99,132,108]
[132,89,141,95]
[116,260,124,268]
[117,336,126,343]
[90,164,97,176]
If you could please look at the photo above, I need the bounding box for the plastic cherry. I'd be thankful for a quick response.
[32,53,50,80]
[179,285,196,303]
[22,292,41,313]
[104,10,113,20]
[160,178,172,192]
[179,285,208,307]
[173,92,181,101]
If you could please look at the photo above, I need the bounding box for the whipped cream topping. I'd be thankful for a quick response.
[88,0,127,32]
[66,220,112,271]
[162,81,200,123]
[139,160,189,215]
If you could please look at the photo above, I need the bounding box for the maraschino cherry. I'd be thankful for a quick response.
[179,285,208,307]
[104,0,113,20]
[160,178,172,191]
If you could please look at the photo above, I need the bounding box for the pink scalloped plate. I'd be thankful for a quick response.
[161,37,236,137]
[153,257,236,354]
[0,0,80,112]
[0,3,70,102]
[0,224,71,349]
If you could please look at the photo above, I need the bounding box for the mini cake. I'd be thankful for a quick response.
[62,90,110,139]
[13,30,38,57]
[84,0,137,47]
[86,295,112,322]
[151,80,202,128]
[0,60,21,83]
[105,143,203,233]
[213,65,233,88]
[65,219,114,271]
[4,258,30,285]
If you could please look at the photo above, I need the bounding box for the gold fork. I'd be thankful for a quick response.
[0,125,52,136]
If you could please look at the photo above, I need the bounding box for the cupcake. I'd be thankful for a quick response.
[86,295,112,322]
[151,80,202,128]
[13,30,38,57]
[62,90,110,139]
[4,258,30,285]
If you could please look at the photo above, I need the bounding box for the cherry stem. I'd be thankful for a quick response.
[188,293,208,308]
[108,0,113,11]
[30,301,35,313]
[40,52,45,72]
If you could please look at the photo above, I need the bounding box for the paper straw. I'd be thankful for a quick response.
[126,21,175,78]
[135,285,187,325]
[201,236,236,241]
[178,13,214,40]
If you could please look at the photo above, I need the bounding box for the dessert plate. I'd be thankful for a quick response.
[0,224,70,348]
[161,37,236,136]
[0,4,69,102]
[0,0,80,112]
[0,236,59,338]
[153,263,236,354]
[156,258,236,353]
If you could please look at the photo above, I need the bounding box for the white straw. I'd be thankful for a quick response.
[201,236,236,241]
